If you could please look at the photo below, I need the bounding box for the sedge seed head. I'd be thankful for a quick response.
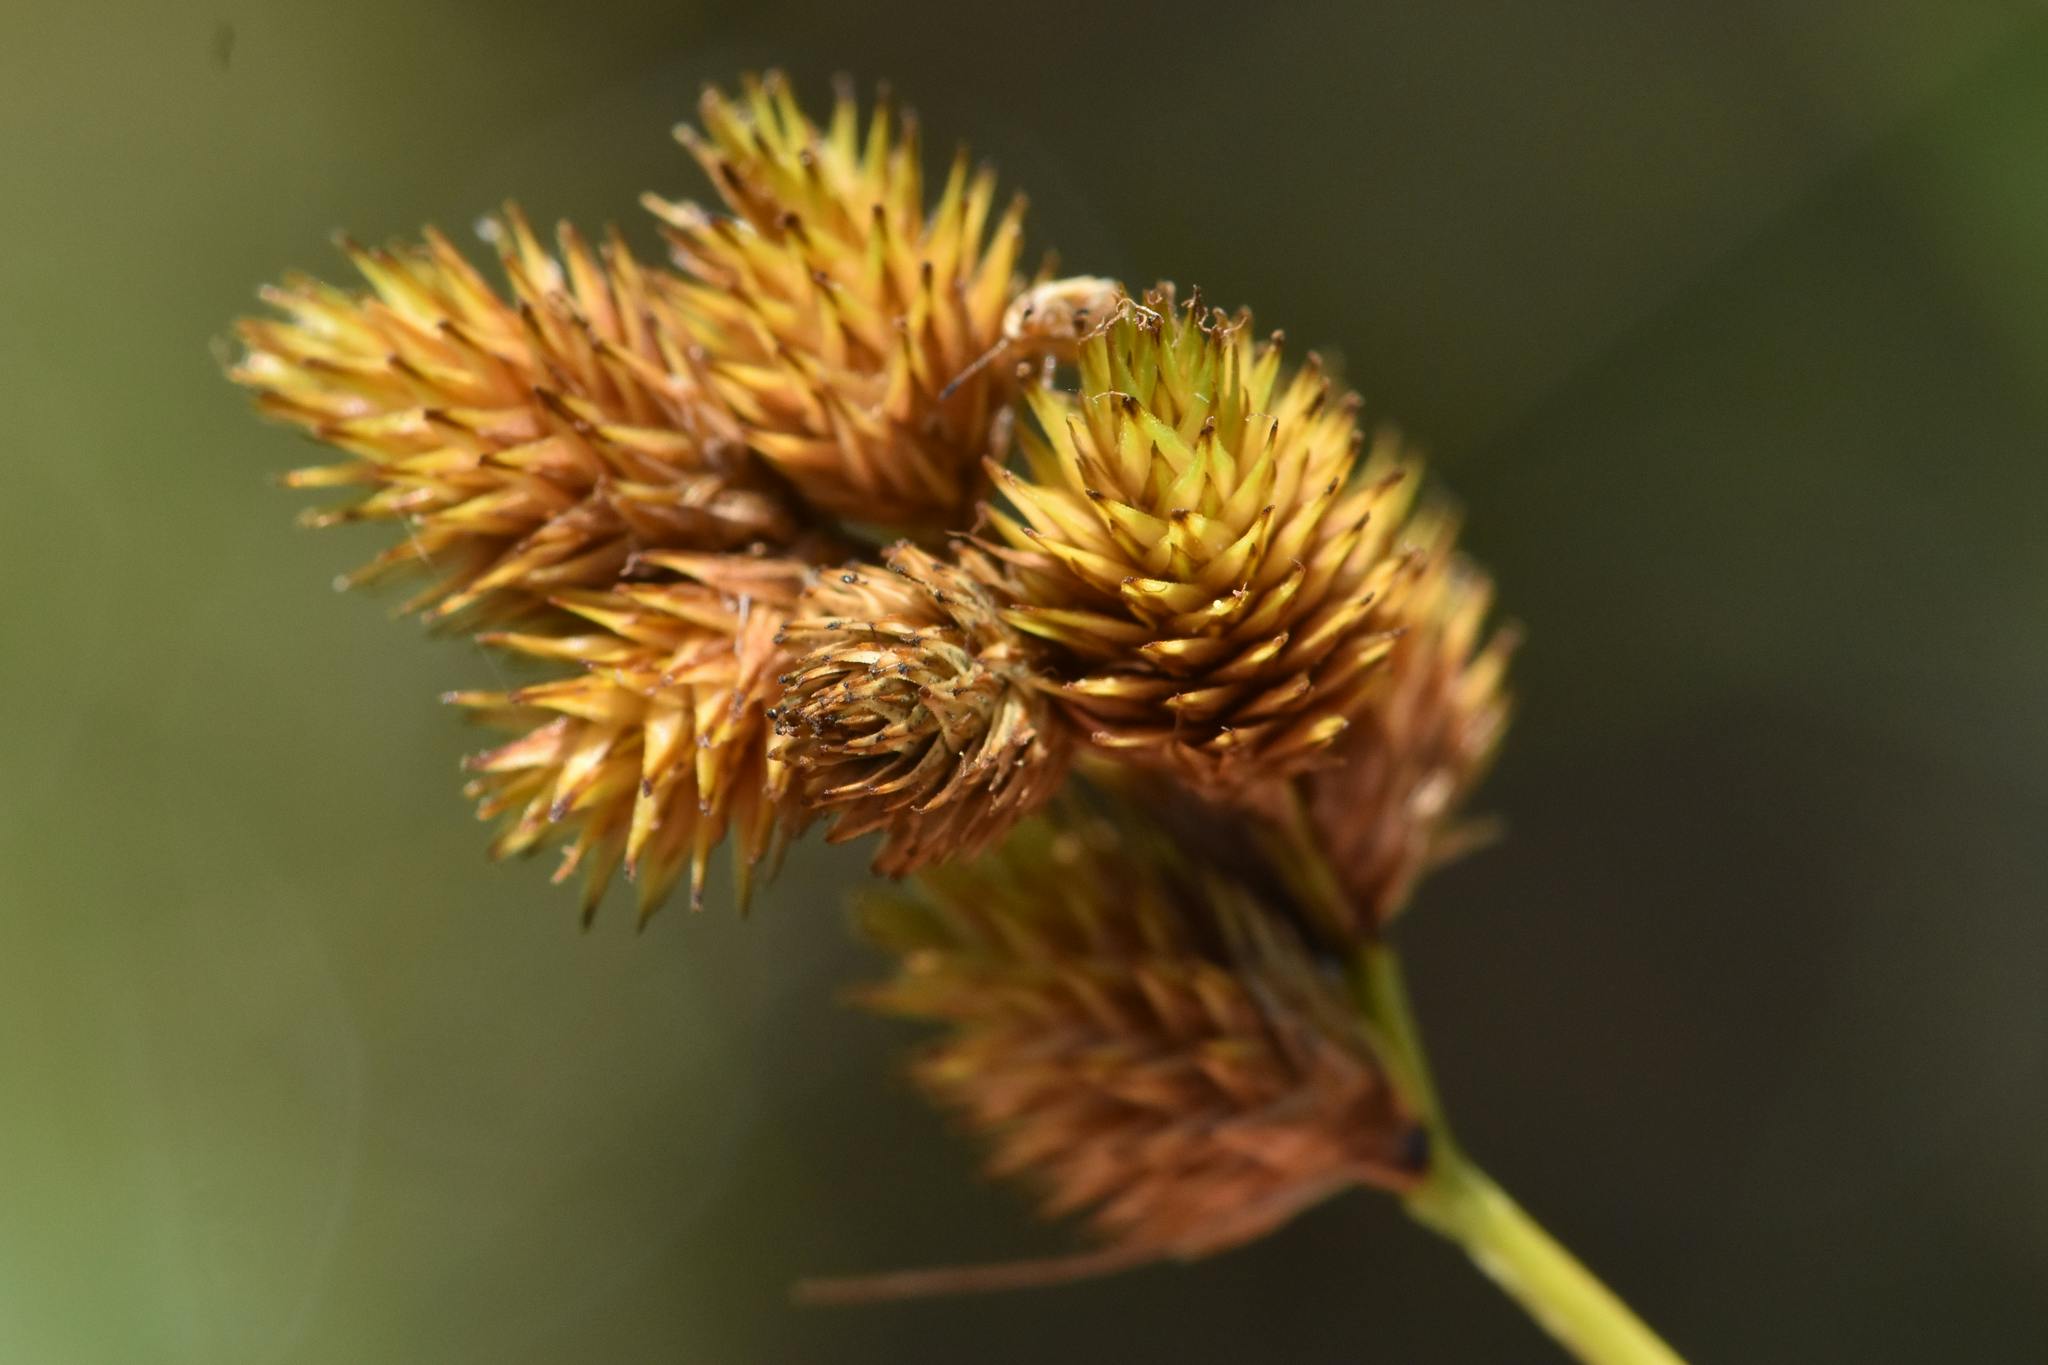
[773,543,1069,874]
[1286,511,1519,935]
[861,816,1426,1258]
[229,207,798,623]
[989,287,1419,793]
[644,71,1031,530]
[452,552,813,923]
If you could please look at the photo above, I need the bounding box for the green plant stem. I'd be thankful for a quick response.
[1277,792,1682,1363]
[1352,942,1685,1365]
[1404,1140,1684,1365]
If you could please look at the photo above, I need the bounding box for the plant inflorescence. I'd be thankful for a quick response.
[226,72,1679,1364]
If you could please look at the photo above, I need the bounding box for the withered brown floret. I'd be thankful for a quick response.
[772,542,1069,874]
[858,817,1425,1263]
[1290,510,1517,935]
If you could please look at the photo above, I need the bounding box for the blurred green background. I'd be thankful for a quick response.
[5,1,2047,1360]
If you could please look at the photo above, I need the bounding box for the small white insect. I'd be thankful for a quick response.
[939,276,1138,400]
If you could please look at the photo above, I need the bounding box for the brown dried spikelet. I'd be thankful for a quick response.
[447,552,813,923]
[858,817,1425,1266]
[642,71,1028,530]
[988,287,1417,793]
[772,543,1069,875]
[230,207,798,622]
[1293,511,1518,935]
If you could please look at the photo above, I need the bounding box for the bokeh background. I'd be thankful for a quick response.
[6,1,2047,1360]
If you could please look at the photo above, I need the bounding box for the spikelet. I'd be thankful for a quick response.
[448,552,813,923]
[642,72,1028,530]
[856,817,1425,1269]
[1292,511,1518,935]
[988,288,1415,793]
[772,543,1069,875]
[230,208,799,622]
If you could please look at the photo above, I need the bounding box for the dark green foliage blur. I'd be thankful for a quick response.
[3,2,2044,1360]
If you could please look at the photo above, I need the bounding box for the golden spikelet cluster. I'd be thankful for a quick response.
[859,817,1426,1260]
[450,552,812,921]
[231,208,798,623]
[643,72,1028,529]
[228,72,1055,920]
[986,290,1418,793]
[1293,514,1519,936]
[221,68,1589,1339]
[207,72,1712,1362]
[772,543,1069,875]
[229,76,1515,927]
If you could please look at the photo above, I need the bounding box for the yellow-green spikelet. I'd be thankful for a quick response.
[988,288,1417,793]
